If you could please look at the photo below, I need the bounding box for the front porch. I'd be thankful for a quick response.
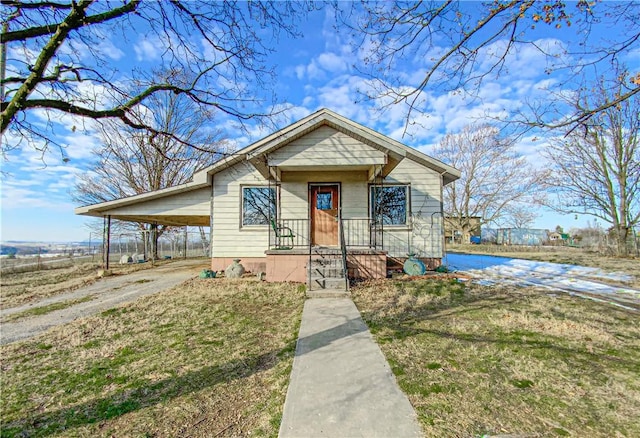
[267,217,387,287]
[264,216,443,287]
[265,247,387,284]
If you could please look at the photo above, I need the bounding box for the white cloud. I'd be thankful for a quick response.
[1,186,74,211]
[317,52,348,73]
[134,36,163,62]
[295,65,307,81]
[293,46,353,82]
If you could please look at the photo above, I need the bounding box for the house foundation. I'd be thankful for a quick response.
[264,249,387,283]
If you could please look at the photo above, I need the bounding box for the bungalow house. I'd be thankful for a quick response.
[75,109,460,289]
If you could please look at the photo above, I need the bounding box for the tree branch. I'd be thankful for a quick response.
[1,0,140,43]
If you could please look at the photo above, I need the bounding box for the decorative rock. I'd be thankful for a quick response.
[225,258,245,278]
[97,269,112,278]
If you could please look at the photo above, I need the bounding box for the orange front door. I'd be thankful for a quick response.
[310,184,339,246]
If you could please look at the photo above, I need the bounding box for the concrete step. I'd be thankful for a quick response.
[311,277,348,290]
[309,258,343,267]
[310,268,344,278]
[306,288,350,298]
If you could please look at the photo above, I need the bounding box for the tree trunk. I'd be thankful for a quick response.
[617,226,630,256]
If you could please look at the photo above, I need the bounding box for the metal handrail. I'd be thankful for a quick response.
[308,220,312,290]
[339,213,349,291]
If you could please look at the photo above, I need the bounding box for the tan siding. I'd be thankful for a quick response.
[211,149,444,260]
[212,162,271,258]
[280,171,369,220]
[384,159,443,258]
[269,125,386,167]
[107,187,210,216]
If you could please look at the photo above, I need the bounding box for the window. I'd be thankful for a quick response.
[316,192,332,210]
[370,185,409,225]
[242,187,276,226]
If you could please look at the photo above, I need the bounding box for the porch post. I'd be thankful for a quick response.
[440,172,446,259]
[183,226,188,259]
[103,215,111,270]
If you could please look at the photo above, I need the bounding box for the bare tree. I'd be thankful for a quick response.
[74,88,227,258]
[1,0,309,157]
[544,73,639,255]
[434,125,547,238]
[347,1,640,133]
[504,205,538,229]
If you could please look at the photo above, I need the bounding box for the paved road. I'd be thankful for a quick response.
[0,259,208,345]
[444,252,640,310]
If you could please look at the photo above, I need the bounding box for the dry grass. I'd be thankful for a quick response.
[447,244,640,288]
[0,278,305,437]
[0,261,172,310]
[352,278,640,437]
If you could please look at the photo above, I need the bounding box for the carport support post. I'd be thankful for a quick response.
[103,215,111,270]
[183,226,188,259]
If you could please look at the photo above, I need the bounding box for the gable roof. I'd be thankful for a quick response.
[193,108,460,185]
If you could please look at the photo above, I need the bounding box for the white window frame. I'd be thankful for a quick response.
[241,185,277,228]
[369,184,410,227]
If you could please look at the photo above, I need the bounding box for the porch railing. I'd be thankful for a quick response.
[338,216,349,290]
[269,218,310,249]
[270,216,413,255]
[342,217,380,249]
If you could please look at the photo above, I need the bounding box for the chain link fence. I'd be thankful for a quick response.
[0,230,211,275]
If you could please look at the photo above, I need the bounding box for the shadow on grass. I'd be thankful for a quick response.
[356,285,640,372]
[2,343,294,438]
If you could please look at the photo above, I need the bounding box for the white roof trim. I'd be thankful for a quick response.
[76,108,460,218]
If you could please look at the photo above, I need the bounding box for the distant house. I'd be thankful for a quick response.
[75,109,460,289]
[548,232,563,241]
[548,231,570,245]
[444,216,482,243]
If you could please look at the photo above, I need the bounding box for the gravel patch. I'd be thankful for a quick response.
[0,259,208,345]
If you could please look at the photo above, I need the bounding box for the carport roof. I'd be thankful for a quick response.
[74,180,210,226]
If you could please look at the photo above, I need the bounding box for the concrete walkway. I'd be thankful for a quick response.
[279,298,423,438]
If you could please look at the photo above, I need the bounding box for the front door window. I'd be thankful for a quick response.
[316,192,332,210]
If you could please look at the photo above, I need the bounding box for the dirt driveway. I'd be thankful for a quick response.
[0,259,208,345]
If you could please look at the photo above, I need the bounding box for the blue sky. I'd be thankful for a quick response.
[1,3,637,242]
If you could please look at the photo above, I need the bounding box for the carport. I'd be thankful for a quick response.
[74,178,212,269]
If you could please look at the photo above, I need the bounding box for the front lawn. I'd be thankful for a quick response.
[1,278,305,437]
[352,278,640,437]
